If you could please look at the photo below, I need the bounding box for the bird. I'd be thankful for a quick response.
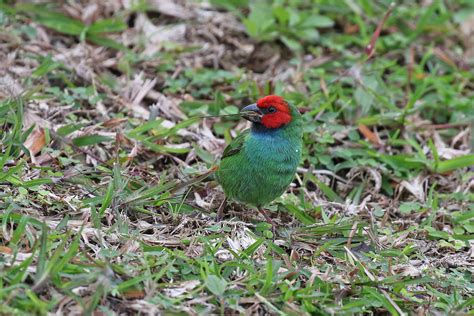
[216,95,303,228]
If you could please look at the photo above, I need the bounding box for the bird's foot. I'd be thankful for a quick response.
[216,197,227,222]
[257,209,276,239]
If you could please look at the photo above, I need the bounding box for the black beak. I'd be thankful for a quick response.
[240,103,262,123]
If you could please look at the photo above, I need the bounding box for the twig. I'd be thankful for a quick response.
[49,130,111,166]
[345,246,406,316]
[346,221,359,249]
[255,293,285,316]
[296,167,348,184]
[365,2,397,59]
[416,122,470,130]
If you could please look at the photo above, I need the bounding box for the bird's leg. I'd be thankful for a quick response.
[216,197,227,222]
[257,209,276,237]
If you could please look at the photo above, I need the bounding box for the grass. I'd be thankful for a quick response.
[0,0,473,314]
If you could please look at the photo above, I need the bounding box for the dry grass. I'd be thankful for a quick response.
[0,0,473,315]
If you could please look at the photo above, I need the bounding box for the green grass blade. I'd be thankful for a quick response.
[435,154,474,173]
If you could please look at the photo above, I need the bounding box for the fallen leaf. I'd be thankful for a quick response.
[121,289,145,299]
[147,0,193,19]
[136,14,186,56]
[400,175,427,201]
[35,152,54,165]
[163,280,200,298]
[0,246,12,254]
[358,124,381,146]
[103,117,128,128]
[23,128,46,156]
[393,264,422,277]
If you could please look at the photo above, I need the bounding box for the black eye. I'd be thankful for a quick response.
[268,106,276,113]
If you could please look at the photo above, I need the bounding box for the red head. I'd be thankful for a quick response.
[241,95,292,129]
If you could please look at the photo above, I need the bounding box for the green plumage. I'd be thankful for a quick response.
[217,104,303,207]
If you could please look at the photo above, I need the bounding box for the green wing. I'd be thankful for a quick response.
[221,129,249,160]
